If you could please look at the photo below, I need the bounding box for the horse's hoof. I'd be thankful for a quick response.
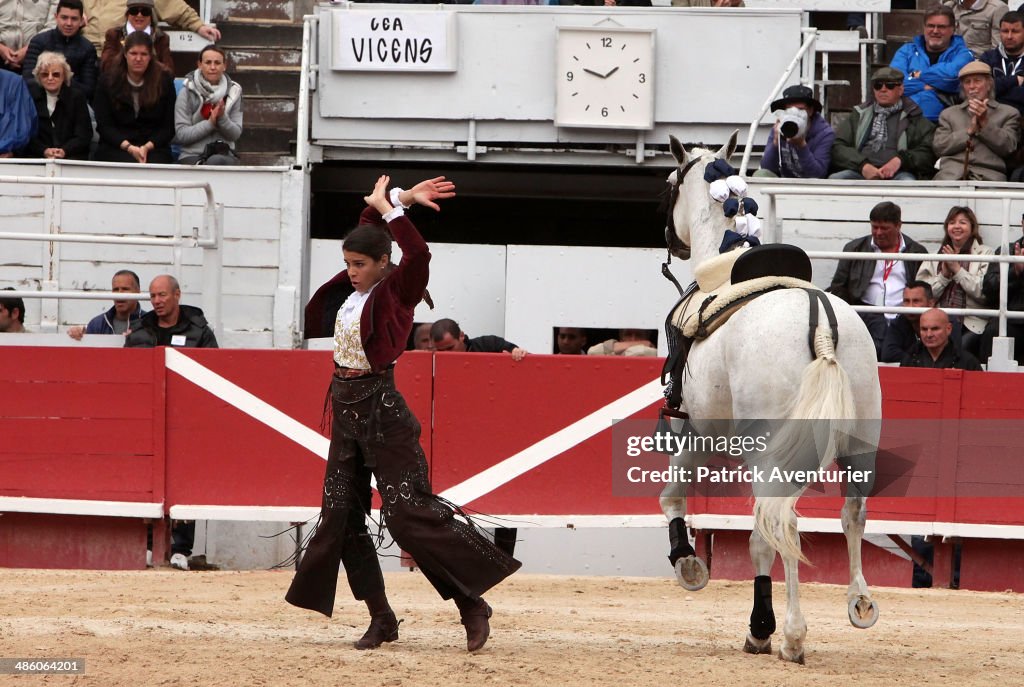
[778,649,805,665]
[674,555,709,591]
[848,596,879,629]
[742,634,771,655]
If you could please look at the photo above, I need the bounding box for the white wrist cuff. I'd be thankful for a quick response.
[382,206,405,223]
[389,187,410,209]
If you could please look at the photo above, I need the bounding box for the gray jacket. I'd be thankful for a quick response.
[172,71,243,158]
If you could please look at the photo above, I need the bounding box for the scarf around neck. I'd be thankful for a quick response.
[191,69,229,105]
[865,101,903,154]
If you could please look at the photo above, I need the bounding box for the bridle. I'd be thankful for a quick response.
[663,154,708,262]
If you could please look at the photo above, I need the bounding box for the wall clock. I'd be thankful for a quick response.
[555,26,655,129]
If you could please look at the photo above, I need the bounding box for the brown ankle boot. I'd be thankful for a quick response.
[354,593,400,650]
[354,611,400,650]
[455,596,492,652]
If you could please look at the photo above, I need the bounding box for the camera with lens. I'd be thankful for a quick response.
[778,106,808,139]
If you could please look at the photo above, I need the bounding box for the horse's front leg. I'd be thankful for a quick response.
[779,546,807,664]
[842,494,880,628]
[742,528,776,655]
[659,449,708,591]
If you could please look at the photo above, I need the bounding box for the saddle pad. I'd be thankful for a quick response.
[674,275,819,339]
[693,248,747,292]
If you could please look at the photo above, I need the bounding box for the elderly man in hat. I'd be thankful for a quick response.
[754,84,835,178]
[933,60,1020,180]
[830,66,937,180]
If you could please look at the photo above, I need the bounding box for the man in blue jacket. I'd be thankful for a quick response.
[890,5,974,122]
[67,269,148,339]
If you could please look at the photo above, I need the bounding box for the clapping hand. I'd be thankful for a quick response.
[939,244,961,277]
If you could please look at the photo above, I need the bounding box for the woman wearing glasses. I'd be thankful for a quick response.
[100,0,173,74]
[92,31,175,163]
[22,51,92,160]
[829,66,937,180]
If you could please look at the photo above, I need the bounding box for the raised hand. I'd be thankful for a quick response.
[364,174,392,214]
[405,176,456,212]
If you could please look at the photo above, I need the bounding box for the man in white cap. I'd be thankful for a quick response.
[933,60,1020,180]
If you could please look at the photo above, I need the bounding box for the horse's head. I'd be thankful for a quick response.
[664,130,739,265]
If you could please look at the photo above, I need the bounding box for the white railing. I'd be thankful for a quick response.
[0,174,223,339]
[739,27,818,177]
[296,14,319,171]
[761,185,1024,370]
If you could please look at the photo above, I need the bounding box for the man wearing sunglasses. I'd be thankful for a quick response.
[21,0,97,101]
[82,0,220,54]
[890,6,974,122]
[830,66,937,180]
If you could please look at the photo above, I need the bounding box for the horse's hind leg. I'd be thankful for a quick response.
[842,495,880,628]
[659,451,708,591]
[742,528,776,655]
[779,548,807,664]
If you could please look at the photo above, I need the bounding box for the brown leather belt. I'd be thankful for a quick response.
[334,366,373,379]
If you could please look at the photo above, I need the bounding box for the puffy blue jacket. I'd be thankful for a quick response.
[0,70,36,154]
[890,34,974,122]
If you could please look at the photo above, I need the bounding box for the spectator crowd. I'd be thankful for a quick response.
[0,0,240,164]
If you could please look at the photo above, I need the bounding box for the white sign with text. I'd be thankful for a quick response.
[331,10,457,72]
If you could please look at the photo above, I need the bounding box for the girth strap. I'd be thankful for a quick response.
[803,288,839,358]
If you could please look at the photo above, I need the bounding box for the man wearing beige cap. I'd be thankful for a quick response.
[82,0,220,54]
[830,66,937,180]
[933,60,1020,180]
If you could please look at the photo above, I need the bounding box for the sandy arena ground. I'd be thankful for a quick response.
[1,569,1021,686]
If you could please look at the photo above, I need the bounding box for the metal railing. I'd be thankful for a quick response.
[0,172,223,339]
[296,14,319,171]
[760,184,1024,369]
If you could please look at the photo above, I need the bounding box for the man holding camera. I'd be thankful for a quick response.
[829,67,937,180]
[933,60,1019,180]
[754,84,835,178]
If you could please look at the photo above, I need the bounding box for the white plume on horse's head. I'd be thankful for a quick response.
[666,131,740,267]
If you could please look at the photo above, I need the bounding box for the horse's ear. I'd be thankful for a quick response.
[669,135,688,165]
[716,129,739,161]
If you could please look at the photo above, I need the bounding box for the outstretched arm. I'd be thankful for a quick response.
[397,176,457,211]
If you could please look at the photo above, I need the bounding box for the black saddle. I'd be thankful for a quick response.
[730,244,813,284]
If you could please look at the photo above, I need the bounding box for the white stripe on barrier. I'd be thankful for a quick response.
[164,348,331,460]
[0,496,163,518]
[438,378,664,506]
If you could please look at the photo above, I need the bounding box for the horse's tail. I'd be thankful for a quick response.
[753,324,856,563]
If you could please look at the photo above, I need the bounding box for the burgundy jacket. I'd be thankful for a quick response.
[304,206,430,372]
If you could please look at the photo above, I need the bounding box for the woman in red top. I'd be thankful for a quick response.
[286,175,521,652]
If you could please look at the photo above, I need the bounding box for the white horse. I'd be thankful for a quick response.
[660,132,882,663]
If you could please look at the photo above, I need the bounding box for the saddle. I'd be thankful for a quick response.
[661,244,817,411]
[672,245,814,340]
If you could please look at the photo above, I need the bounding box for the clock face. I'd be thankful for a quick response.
[555,27,655,130]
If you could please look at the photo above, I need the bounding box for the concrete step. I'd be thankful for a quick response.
[236,151,293,166]
[232,70,300,96]
[883,10,925,40]
[229,47,302,71]
[235,125,293,154]
[217,21,304,49]
[244,96,298,129]
[212,0,314,24]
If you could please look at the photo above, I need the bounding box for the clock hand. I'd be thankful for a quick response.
[602,66,620,79]
[583,68,605,78]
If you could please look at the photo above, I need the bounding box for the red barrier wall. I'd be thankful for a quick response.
[1,346,1023,587]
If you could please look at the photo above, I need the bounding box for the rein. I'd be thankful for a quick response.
[662,155,707,295]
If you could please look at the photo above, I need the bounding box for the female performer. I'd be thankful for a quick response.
[918,205,993,355]
[92,31,175,164]
[285,175,521,652]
